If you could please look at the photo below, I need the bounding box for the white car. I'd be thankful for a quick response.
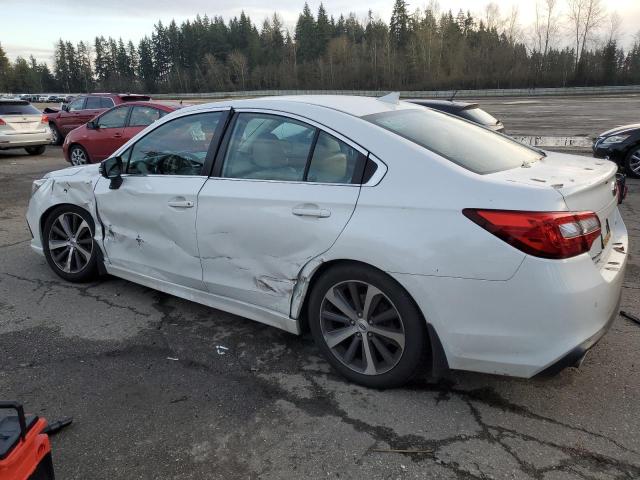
[0,99,50,155]
[26,95,628,387]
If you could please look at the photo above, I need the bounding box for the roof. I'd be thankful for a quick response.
[184,95,422,118]
[0,99,28,104]
[114,100,182,110]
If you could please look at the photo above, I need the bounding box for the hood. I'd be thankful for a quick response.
[43,164,100,179]
[598,123,640,137]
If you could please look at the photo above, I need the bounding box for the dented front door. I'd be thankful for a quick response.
[95,175,208,289]
[196,179,360,315]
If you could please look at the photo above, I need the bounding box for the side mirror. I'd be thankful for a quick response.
[99,156,124,190]
[86,120,97,130]
[61,104,69,112]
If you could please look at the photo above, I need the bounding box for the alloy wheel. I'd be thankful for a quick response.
[48,212,93,273]
[70,147,87,165]
[320,280,405,375]
[629,148,640,175]
[49,126,59,145]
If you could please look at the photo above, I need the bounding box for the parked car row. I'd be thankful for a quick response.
[18,94,73,103]
[26,94,628,388]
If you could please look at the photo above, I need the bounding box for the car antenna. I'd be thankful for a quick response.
[448,90,458,102]
[378,92,400,105]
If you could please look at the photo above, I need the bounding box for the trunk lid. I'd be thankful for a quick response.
[490,151,619,262]
[0,114,45,134]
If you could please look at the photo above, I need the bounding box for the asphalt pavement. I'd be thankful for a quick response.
[1,142,639,480]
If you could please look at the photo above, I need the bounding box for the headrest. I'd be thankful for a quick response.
[251,133,287,168]
[309,153,348,183]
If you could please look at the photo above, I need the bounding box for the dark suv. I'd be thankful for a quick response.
[46,93,150,145]
[593,124,640,178]
[406,99,505,133]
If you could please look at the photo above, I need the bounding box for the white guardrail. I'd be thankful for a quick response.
[153,85,640,100]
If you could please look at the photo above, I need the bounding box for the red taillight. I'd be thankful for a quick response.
[0,118,5,126]
[41,114,48,124]
[463,209,601,259]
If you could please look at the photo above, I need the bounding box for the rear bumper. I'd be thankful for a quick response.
[394,209,628,378]
[535,288,621,376]
[0,131,51,149]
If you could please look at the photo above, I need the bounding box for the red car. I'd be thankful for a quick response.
[63,101,182,165]
[47,93,151,145]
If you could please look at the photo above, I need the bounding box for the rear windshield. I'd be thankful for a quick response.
[460,107,499,126]
[0,102,41,115]
[363,109,540,174]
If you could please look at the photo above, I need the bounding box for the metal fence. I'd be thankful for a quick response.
[153,85,640,100]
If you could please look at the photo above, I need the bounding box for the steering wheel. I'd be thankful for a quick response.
[156,152,200,175]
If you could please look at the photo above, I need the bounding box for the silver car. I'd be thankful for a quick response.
[0,100,50,155]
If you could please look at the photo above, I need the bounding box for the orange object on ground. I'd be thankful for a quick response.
[0,402,55,480]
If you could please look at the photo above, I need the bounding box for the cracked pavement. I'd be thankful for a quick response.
[1,144,639,479]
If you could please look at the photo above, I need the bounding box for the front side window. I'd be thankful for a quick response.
[126,112,222,176]
[97,107,129,129]
[221,113,315,181]
[307,131,364,184]
[68,97,85,112]
[364,109,541,174]
[129,106,163,127]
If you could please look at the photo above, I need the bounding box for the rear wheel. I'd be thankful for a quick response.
[49,123,62,145]
[308,263,429,388]
[625,146,640,179]
[43,205,98,282]
[25,145,46,155]
[69,145,89,165]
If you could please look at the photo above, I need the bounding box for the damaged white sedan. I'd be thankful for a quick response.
[27,95,628,387]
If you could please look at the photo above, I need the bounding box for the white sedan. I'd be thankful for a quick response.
[26,95,628,387]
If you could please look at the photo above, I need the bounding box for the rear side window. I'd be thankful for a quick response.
[85,97,102,109]
[364,109,540,174]
[0,102,41,115]
[129,106,163,127]
[100,97,115,108]
[222,113,315,181]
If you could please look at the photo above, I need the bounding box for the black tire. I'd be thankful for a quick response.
[49,123,63,145]
[624,146,640,179]
[43,205,99,282]
[308,263,429,388]
[69,144,90,165]
[25,145,46,156]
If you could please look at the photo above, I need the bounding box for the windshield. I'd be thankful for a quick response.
[363,109,539,174]
[460,107,499,126]
[0,103,41,115]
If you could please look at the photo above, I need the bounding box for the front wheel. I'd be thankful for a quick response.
[25,145,46,155]
[308,263,429,388]
[49,123,63,145]
[43,205,98,282]
[625,146,640,179]
[69,145,89,165]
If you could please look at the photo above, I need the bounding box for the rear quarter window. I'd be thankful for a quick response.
[363,109,539,174]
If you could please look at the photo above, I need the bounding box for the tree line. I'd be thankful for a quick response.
[1,0,640,94]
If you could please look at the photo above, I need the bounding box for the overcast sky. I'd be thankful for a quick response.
[2,0,639,65]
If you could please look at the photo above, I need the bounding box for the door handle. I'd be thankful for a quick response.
[168,200,194,208]
[113,133,122,138]
[292,207,331,218]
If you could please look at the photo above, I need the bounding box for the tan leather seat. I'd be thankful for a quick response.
[308,134,348,183]
[249,133,301,181]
